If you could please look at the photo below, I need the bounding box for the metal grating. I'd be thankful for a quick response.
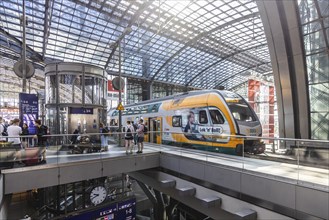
[0,0,272,91]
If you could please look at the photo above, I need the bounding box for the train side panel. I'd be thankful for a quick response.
[108,90,264,155]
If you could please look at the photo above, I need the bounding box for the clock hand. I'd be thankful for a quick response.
[91,194,99,199]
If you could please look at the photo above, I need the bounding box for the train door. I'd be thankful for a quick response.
[143,117,148,142]
[156,117,162,144]
[208,107,230,143]
[149,117,162,144]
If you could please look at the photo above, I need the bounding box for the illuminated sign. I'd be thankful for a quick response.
[69,107,94,114]
[19,93,38,134]
[65,198,136,220]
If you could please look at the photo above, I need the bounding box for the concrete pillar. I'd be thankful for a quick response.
[257,0,310,139]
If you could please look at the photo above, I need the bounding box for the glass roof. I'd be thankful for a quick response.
[0,0,272,90]
[0,57,44,93]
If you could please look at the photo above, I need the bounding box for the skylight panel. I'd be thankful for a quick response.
[198,7,207,15]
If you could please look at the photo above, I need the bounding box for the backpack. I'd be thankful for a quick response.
[1,124,8,136]
[126,127,132,137]
[143,124,148,133]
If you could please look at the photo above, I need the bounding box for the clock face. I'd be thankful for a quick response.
[90,186,107,206]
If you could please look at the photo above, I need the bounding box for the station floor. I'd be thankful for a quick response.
[7,143,328,191]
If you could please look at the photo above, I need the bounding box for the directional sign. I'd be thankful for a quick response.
[116,102,124,111]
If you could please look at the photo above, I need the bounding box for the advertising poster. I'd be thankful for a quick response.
[19,93,38,135]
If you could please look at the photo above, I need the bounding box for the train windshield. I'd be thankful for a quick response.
[222,92,257,122]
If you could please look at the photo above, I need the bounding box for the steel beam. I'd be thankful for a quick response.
[103,1,153,70]
[185,43,268,86]
[0,27,43,62]
[42,0,53,61]
[150,12,259,82]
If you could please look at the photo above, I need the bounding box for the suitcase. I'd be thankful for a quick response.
[22,147,42,166]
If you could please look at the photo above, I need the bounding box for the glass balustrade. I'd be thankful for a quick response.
[1,131,328,192]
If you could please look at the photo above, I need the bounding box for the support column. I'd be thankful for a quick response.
[257,0,310,139]
[142,81,152,101]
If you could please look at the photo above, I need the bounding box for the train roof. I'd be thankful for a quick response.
[110,89,237,110]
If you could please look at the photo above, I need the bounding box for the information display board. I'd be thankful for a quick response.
[116,198,136,220]
[65,198,136,220]
[19,93,38,134]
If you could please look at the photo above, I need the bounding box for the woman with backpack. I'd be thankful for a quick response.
[125,121,135,154]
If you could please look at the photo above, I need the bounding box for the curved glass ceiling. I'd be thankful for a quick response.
[0,0,272,90]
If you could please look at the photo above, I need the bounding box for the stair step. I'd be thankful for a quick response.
[177,187,196,196]
[160,179,176,188]
[197,196,221,208]
[235,209,257,220]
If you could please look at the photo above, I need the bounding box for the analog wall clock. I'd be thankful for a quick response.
[90,186,107,206]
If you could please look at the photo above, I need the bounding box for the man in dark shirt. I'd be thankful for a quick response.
[34,119,47,162]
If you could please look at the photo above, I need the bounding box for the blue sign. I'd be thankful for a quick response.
[117,198,136,220]
[19,93,38,135]
[65,203,117,220]
[70,107,94,114]
[65,198,136,220]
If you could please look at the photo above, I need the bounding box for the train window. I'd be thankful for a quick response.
[209,110,225,124]
[199,110,208,124]
[172,116,182,127]
[110,119,118,126]
[141,106,148,113]
[225,100,256,122]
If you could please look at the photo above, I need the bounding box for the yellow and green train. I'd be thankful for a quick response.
[109,90,265,155]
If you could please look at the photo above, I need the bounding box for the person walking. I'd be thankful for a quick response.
[136,119,145,153]
[7,118,22,150]
[34,119,48,163]
[124,121,135,154]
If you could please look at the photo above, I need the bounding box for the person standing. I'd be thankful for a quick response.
[21,123,30,148]
[7,118,22,150]
[136,119,145,153]
[70,129,79,144]
[0,117,6,142]
[100,123,109,151]
[132,120,138,147]
[124,121,135,154]
[34,119,47,162]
